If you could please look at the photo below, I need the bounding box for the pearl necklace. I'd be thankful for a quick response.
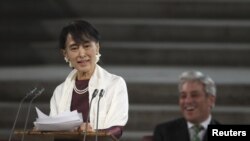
[73,85,88,95]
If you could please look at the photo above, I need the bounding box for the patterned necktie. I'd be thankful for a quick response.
[192,125,203,141]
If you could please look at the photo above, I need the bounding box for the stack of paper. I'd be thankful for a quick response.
[34,107,83,131]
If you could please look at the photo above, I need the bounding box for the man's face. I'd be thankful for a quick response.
[179,81,215,124]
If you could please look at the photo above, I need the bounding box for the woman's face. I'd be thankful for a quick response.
[63,34,99,79]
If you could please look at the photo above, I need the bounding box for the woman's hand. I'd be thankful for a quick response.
[79,122,93,132]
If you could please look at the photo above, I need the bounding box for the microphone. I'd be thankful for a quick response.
[8,87,38,141]
[21,88,45,141]
[83,89,99,141]
[95,89,105,141]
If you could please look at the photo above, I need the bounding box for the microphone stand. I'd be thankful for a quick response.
[95,89,104,141]
[83,89,99,141]
[21,88,45,141]
[8,87,37,141]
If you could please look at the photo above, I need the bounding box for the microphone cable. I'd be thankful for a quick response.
[8,87,37,141]
[95,89,105,141]
[83,89,99,141]
[21,88,45,141]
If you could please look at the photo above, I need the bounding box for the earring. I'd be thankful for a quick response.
[64,57,69,63]
[64,57,73,68]
[96,53,101,63]
[69,61,73,68]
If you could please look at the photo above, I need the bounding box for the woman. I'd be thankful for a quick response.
[49,20,129,139]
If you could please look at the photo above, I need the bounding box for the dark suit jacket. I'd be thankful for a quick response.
[153,117,220,141]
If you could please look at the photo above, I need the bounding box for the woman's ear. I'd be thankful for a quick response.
[61,49,69,63]
[96,42,100,53]
[61,49,67,57]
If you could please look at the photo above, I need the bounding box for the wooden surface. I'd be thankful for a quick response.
[14,130,118,141]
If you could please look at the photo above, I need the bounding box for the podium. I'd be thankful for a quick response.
[14,130,118,141]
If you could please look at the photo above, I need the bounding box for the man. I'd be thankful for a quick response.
[153,71,220,141]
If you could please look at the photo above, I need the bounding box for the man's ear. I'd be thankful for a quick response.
[209,95,216,108]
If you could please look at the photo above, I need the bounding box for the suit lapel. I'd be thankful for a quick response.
[202,119,220,141]
[175,118,191,141]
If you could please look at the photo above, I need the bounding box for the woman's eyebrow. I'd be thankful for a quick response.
[68,43,78,47]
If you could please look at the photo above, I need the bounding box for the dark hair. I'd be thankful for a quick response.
[59,20,101,50]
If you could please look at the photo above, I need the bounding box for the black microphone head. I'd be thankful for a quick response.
[92,89,99,98]
[30,87,38,94]
[24,87,38,100]
[38,88,45,95]
[30,88,45,101]
[99,89,105,97]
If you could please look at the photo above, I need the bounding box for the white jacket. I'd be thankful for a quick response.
[50,65,129,129]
